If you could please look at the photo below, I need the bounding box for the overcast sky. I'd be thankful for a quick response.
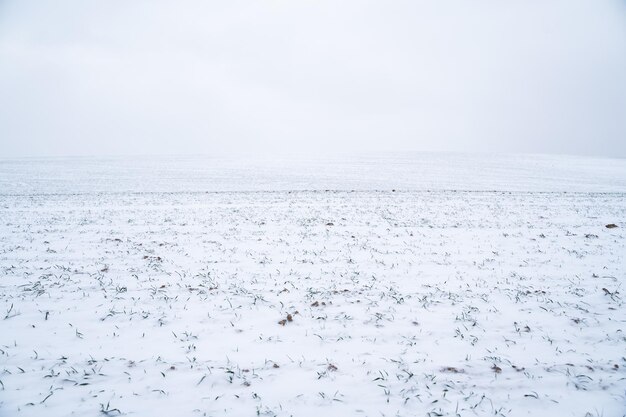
[1,0,625,158]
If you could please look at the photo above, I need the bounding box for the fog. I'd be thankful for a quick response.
[1,0,625,158]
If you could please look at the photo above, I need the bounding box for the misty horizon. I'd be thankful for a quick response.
[1,0,626,158]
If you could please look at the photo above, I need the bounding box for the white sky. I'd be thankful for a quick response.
[1,0,625,158]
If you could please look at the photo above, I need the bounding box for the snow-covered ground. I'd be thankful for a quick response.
[0,154,625,417]
[1,153,626,194]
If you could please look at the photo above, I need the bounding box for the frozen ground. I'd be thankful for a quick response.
[0,154,625,417]
[1,153,625,194]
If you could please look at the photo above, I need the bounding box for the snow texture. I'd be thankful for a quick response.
[0,154,625,417]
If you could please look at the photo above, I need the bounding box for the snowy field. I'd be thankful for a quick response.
[0,154,625,417]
